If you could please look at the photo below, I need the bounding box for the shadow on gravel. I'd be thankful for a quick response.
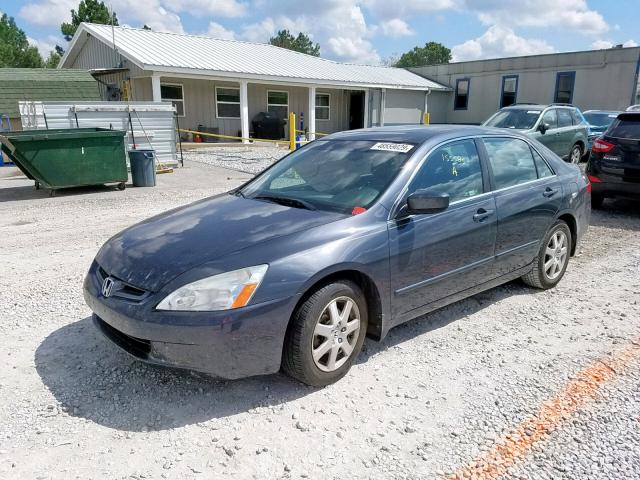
[35,317,309,432]
[589,199,640,231]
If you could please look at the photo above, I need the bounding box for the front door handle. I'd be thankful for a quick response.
[543,187,558,198]
[473,208,495,222]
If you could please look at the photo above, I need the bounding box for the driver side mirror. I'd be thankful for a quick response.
[398,190,450,217]
[538,123,549,134]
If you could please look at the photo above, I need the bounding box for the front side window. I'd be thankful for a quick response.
[541,109,558,129]
[483,137,538,189]
[501,75,518,108]
[408,139,483,203]
[216,87,240,118]
[454,78,470,110]
[239,140,414,213]
[268,91,289,120]
[316,93,330,120]
[557,109,573,128]
[554,72,575,104]
[160,84,184,116]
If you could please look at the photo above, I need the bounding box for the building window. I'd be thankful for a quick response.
[554,72,575,104]
[267,90,289,120]
[160,83,185,116]
[315,93,330,120]
[500,75,518,108]
[454,78,470,110]
[216,87,240,118]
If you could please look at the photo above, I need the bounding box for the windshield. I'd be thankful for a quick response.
[583,112,618,128]
[238,140,415,214]
[484,109,541,129]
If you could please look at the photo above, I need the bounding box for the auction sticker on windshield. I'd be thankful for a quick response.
[370,142,414,153]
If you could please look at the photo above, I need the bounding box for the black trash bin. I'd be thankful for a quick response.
[252,112,286,140]
[128,149,157,187]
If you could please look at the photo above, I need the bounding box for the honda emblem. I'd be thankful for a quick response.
[102,277,115,298]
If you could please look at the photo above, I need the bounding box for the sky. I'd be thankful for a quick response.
[2,0,638,65]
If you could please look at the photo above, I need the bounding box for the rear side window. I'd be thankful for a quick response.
[409,139,483,203]
[558,109,573,128]
[483,137,538,189]
[541,109,558,129]
[607,115,640,139]
[531,148,554,178]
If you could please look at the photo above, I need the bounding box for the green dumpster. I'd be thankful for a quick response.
[0,128,128,196]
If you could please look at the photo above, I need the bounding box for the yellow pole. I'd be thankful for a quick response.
[289,111,296,151]
[423,112,430,125]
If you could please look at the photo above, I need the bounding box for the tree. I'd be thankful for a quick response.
[395,42,451,68]
[269,30,320,56]
[45,50,62,68]
[0,14,43,68]
[61,0,118,41]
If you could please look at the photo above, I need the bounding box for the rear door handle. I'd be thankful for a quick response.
[543,187,558,198]
[473,208,495,222]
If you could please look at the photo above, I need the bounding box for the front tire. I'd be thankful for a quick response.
[282,281,368,387]
[522,221,572,289]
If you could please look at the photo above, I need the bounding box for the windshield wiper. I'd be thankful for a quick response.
[253,195,317,211]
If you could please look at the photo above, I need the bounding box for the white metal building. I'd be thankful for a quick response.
[59,23,448,141]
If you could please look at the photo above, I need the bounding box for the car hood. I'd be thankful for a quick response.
[96,193,344,291]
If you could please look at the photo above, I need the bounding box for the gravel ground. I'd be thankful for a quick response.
[182,145,287,174]
[1,160,639,479]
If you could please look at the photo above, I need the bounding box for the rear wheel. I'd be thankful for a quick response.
[282,281,367,387]
[522,221,571,289]
[591,193,604,209]
[117,182,126,191]
[569,143,582,164]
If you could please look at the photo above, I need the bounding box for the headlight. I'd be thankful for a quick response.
[156,265,268,311]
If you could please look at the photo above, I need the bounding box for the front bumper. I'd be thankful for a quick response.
[84,262,298,379]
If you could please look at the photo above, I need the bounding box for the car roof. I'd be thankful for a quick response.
[326,124,529,145]
[502,104,575,111]
[583,110,622,114]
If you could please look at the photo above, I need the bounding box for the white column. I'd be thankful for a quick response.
[380,88,386,126]
[151,74,162,103]
[240,80,249,144]
[308,85,316,140]
[363,89,369,128]
[424,89,430,124]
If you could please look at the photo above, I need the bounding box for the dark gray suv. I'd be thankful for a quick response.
[483,104,589,163]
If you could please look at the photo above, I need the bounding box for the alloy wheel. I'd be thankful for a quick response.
[312,296,361,372]
[570,146,581,164]
[543,230,568,281]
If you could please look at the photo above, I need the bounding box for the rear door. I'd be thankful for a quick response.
[556,108,576,158]
[480,136,563,276]
[388,138,496,322]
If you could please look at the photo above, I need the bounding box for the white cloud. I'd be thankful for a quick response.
[452,25,555,62]
[466,0,608,34]
[364,0,458,17]
[28,36,58,57]
[167,0,246,17]
[592,39,638,49]
[379,19,413,38]
[19,0,75,27]
[206,21,236,40]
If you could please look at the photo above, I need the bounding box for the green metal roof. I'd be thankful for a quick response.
[0,68,100,118]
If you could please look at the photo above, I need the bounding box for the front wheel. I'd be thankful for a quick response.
[522,221,572,289]
[282,281,368,387]
[569,143,582,164]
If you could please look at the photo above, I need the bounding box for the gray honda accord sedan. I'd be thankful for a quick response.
[84,125,590,386]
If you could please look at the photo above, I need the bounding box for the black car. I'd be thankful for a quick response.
[587,112,640,208]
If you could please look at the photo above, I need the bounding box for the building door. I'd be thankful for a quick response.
[349,92,364,130]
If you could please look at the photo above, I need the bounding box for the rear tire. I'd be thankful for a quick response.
[282,281,368,387]
[117,182,126,191]
[522,221,571,290]
[591,193,604,209]
[569,143,582,164]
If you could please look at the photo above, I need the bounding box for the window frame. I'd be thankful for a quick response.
[215,86,241,119]
[554,71,576,104]
[454,78,470,111]
[315,92,331,121]
[267,90,289,120]
[500,75,519,108]
[160,82,185,117]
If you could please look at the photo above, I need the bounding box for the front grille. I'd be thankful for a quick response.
[95,316,151,358]
[97,265,149,301]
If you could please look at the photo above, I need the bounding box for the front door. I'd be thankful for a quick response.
[533,108,560,154]
[481,137,563,276]
[388,139,496,323]
[349,92,364,130]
